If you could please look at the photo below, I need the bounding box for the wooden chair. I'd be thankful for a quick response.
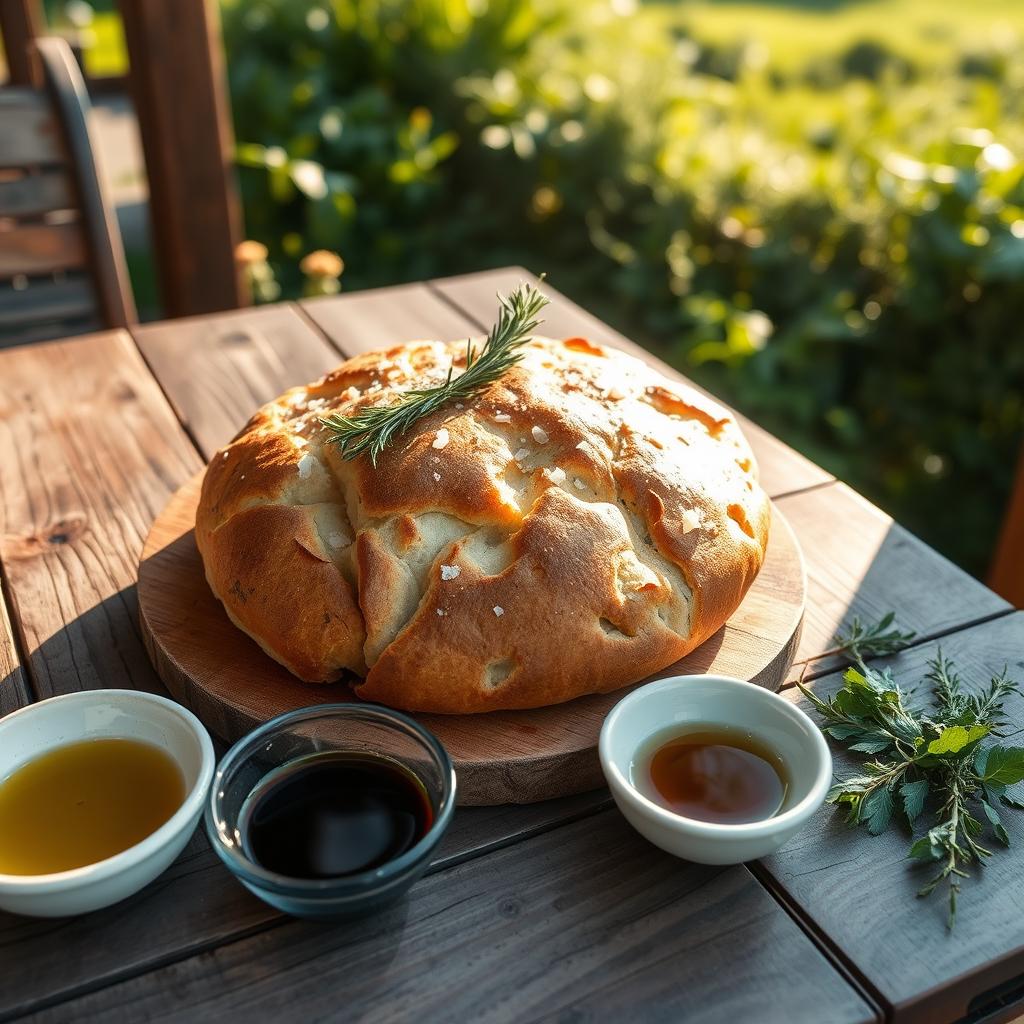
[0,36,135,347]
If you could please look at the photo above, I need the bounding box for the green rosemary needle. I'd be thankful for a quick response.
[320,280,549,465]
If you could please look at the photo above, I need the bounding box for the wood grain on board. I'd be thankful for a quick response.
[132,304,341,456]
[23,812,878,1024]
[775,482,1011,682]
[763,612,1024,1024]
[0,789,611,1022]
[138,472,803,804]
[429,267,833,499]
[0,330,203,699]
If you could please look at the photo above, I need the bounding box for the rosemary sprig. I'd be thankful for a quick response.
[832,611,916,662]
[320,280,549,465]
[800,636,1024,929]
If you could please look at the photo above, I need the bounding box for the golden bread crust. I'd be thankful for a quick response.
[194,335,770,712]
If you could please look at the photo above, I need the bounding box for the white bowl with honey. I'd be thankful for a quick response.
[599,674,832,865]
[0,689,215,917]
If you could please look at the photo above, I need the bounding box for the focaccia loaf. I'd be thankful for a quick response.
[195,335,770,713]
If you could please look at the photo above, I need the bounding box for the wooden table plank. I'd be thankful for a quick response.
[0,790,611,1021]
[23,812,879,1024]
[760,612,1024,1024]
[775,482,1011,682]
[0,586,30,716]
[301,281,477,357]
[430,267,833,500]
[0,330,203,699]
[132,304,341,457]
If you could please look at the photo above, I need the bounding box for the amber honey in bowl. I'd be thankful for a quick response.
[631,725,789,825]
[0,738,186,875]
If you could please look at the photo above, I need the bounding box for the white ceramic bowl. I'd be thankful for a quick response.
[0,689,215,916]
[599,674,831,865]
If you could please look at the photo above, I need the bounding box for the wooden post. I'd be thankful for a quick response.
[117,0,245,316]
[989,447,1024,608]
[0,0,44,86]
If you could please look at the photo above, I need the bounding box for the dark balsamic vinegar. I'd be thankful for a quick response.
[241,753,433,879]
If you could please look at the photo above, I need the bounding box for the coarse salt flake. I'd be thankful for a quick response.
[433,429,450,450]
[545,467,566,485]
[327,532,346,549]
[680,509,702,534]
[433,472,441,482]
[455,403,465,410]
[493,606,504,617]
[494,413,511,424]
[573,477,587,491]
[297,452,317,479]
[531,425,549,444]
[222,451,229,460]
[436,608,446,617]
[440,564,461,581]
[513,448,529,462]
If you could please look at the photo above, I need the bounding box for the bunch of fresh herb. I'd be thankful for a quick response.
[832,611,916,662]
[800,650,1023,927]
[321,281,548,465]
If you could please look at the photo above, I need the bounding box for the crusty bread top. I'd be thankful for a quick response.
[195,334,770,713]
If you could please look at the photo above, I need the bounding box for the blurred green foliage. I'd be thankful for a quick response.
[221,0,1024,577]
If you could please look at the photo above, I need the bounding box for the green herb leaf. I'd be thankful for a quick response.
[926,724,988,756]
[849,737,894,754]
[833,614,916,662]
[981,747,1024,786]
[901,779,929,823]
[980,800,1010,846]
[321,281,549,465]
[863,786,895,835]
[909,833,943,862]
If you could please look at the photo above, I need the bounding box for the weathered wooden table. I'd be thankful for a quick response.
[0,269,1021,1024]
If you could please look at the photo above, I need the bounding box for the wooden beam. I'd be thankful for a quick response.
[989,446,1024,607]
[117,0,244,316]
[0,0,44,86]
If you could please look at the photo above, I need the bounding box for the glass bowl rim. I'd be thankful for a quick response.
[204,702,457,894]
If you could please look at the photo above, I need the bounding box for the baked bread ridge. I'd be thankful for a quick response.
[194,334,770,713]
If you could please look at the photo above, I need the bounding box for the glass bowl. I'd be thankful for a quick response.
[204,703,456,919]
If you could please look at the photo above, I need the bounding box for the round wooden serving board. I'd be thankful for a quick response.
[139,472,805,805]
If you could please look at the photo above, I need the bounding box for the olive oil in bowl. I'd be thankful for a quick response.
[0,737,186,875]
